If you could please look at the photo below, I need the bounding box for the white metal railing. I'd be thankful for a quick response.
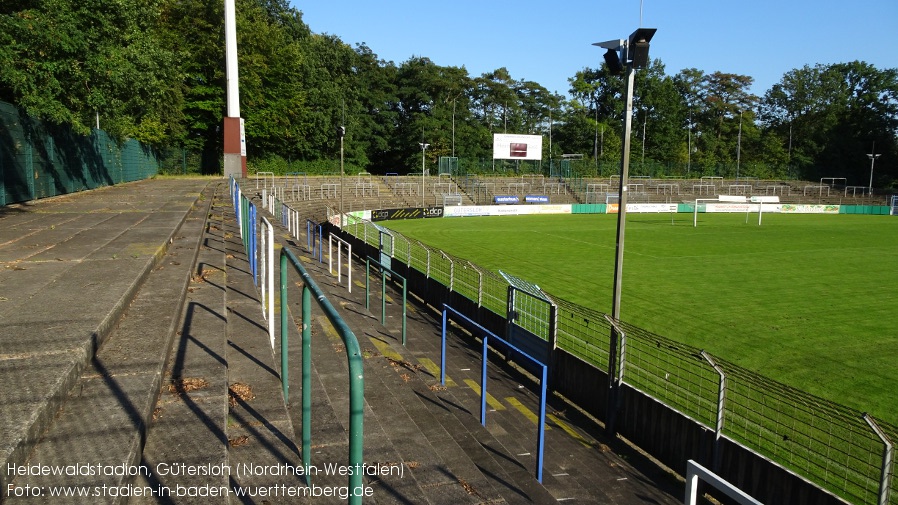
[685,460,762,505]
[328,234,353,293]
[260,217,275,348]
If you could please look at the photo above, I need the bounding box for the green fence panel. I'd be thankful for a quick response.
[1,99,158,206]
[572,203,606,214]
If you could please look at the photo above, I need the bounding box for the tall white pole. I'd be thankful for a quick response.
[223,0,244,178]
[420,143,429,207]
[225,0,239,118]
[736,110,742,179]
[868,141,878,196]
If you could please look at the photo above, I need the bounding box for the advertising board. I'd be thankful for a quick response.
[492,134,543,161]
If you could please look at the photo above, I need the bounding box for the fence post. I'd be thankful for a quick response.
[701,351,727,473]
[604,315,628,429]
[440,251,454,292]
[279,253,289,402]
[863,413,894,505]
[301,283,312,474]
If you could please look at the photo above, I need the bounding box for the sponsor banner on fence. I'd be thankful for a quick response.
[444,204,572,218]
[494,195,520,204]
[623,203,678,213]
[704,203,783,213]
[371,207,444,222]
[525,195,549,203]
[339,210,370,226]
[780,204,840,214]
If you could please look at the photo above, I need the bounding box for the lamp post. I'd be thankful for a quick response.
[736,110,742,180]
[419,142,429,207]
[868,142,880,196]
[338,126,345,222]
[593,27,655,435]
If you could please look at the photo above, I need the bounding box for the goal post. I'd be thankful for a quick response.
[750,195,779,225]
[693,195,779,227]
[694,196,746,227]
[891,195,898,216]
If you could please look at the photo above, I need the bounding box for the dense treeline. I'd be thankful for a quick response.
[1,0,896,187]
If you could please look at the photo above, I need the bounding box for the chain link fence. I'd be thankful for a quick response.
[1,101,159,205]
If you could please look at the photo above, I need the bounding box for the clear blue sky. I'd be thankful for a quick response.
[291,0,898,99]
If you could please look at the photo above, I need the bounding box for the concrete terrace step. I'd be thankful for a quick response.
[0,179,211,500]
[133,183,302,504]
[283,286,544,504]
[5,184,213,504]
[272,213,559,504]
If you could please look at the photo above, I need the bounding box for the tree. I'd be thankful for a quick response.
[760,62,898,184]
[0,0,183,143]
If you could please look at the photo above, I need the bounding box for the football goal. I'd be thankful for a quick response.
[693,195,779,227]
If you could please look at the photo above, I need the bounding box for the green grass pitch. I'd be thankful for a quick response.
[383,212,898,422]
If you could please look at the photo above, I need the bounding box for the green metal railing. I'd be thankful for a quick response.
[365,256,407,346]
[280,247,365,503]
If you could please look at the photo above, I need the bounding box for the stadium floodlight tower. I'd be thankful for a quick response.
[419,142,430,207]
[868,145,881,196]
[593,27,656,435]
[338,125,346,222]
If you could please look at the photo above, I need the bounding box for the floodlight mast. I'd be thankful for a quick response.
[868,143,881,195]
[419,142,430,207]
[594,27,656,436]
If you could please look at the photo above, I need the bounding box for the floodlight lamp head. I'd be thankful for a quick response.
[628,28,657,69]
[337,125,345,138]
[603,48,624,75]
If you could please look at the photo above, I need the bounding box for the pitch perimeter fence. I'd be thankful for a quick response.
[0,100,158,206]
[339,213,897,505]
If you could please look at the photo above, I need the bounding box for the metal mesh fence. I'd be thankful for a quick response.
[315,197,898,505]
[613,319,720,429]
[717,357,889,504]
[1,100,158,205]
[501,270,553,341]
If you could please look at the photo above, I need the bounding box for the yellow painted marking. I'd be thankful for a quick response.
[368,338,404,362]
[463,379,505,411]
[316,316,340,342]
[505,397,551,430]
[417,357,456,387]
[547,414,592,448]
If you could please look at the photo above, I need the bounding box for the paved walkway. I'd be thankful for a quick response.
[0,178,683,504]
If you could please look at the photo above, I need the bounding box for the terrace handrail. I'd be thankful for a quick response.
[441,303,547,483]
[365,256,407,345]
[260,217,275,348]
[685,460,762,505]
[280,247,365,503]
